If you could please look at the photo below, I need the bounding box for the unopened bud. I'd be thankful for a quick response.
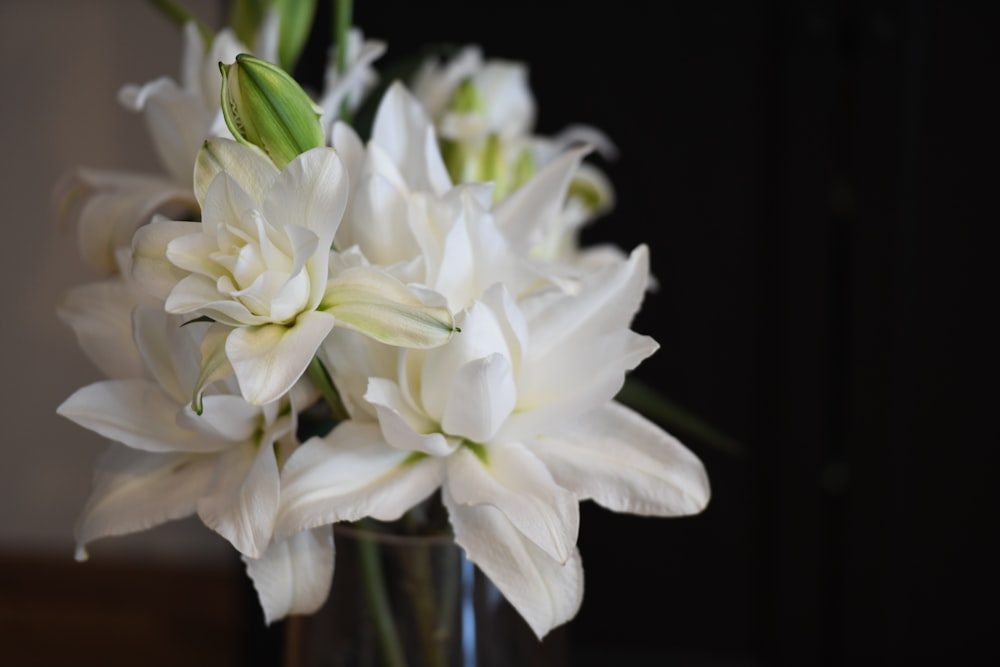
[220,53,325,169]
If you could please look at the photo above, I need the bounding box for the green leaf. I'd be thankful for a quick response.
[227,0,268,49]
[616,376,745,456]
[275,0,318,72]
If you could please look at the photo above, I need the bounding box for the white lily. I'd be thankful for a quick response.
[55,22,264,273]
[328,81,452,264]
[318,27,387,139]
[337,81,630,308]
[56,249,159,379]
[58,264,332,621]
[409,45,619,266]
[118,23,251,183]
[275,246,710,638]
[57,301,302,559]
[244,525,335,624]
[412,46,555,152]
[131,138,455,406]
[332,82,582,310]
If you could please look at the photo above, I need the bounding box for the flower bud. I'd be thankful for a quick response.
[220,53,325,169]
[438,77,539,202]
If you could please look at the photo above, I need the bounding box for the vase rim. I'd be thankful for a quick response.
[334,521,457,547]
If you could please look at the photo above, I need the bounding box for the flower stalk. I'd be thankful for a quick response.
[357,522,409,667]
[334,0,354,123]
[306,357,349,423]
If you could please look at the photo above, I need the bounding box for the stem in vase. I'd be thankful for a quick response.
[357,526,409,667]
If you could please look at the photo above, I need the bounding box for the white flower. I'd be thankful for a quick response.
[54,168,196,275]
[57,295,333,622]
[118,23,249,183]
[328,81,452,262]
[54,7,710,637]
[409,45,483,127]
[318,27,386,139]
[414,48,535,144]
[341,79,619,299]
[56,249,159,379]
[131,138,455,406]
[55,22,261,273]
[274,246,710,638]
[57,302,298,560]
[331,82,590,310]
[409,45,619,263]
[244,526,335,625]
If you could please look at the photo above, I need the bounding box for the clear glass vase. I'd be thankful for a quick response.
[282,522,568,667]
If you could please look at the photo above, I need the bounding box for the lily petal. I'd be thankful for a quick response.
[197,439,281,558]
[244,526,335,625]
[322,266,455,349]
[131,305,201,406]
[262,147,348,246]
[199,171,261,237]
[57,279,148,379]
[275,421,444,540]
[195,138,278,207]
[524,244,651,359]
[371,82,452,197]
[165,273,266,325]
[444,486,583,639]
[131,218,204,301]
[365,378,456,457]
[226,310,337,405]
[58,168,195,274]
[445,443,578,564]
[192,323,235,413]
[492,146,589,250]
[533,401,711,516]
[57,379,231,453]
[506,330,658,440]
[176,394,264,442]
[164,230,226,278]
[440,353,516,443]
[140,85,215,185]
[74,444,216,561]
[419,297,511,421]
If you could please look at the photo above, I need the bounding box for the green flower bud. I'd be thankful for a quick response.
[220,53,325,169]
[438,78,538,202]
[451,78,484,115]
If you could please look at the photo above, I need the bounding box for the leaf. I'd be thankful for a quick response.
[275,0,318,72]
[615,376,745,456]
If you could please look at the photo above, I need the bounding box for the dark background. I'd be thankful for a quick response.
[298,1,997,665]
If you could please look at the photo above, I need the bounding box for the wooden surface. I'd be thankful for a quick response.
[0,554,281,667]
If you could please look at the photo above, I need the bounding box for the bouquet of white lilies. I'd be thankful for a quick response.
[55,0,710,644]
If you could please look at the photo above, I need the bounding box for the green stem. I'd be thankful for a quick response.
[357,526,408,667]
[333,0,353,123]
[402,514,449,667]
[306,356,350,422]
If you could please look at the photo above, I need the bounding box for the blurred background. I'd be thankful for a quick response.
[2,1,997,665]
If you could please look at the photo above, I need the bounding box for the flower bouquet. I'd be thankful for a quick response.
[55,0,711,663]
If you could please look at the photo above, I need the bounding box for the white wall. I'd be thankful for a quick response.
[0,0,233,567]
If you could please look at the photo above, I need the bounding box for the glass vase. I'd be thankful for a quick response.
[281,522,568,667]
